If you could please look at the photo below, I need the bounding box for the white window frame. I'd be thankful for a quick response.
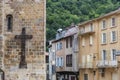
[111,31,117,42]
[102,33,106,44]
[56,57,59,67]
[102,20,106,29]
[111,49,116,60]
[59,57,62,67]
[102,50,106,60]
[56,42,62,50]
[89,23,94,31]
[90,36,93,45]
[82,37,85,46]
[111,17,116,27]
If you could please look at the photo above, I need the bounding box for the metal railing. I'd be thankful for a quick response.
[97,60,118,68]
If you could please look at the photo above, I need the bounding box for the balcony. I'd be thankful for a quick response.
[79,62,93,69]
[80,30,95,36]
[97,60,118,68]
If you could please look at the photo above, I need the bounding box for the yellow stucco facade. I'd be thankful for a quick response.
[78,8,120,80]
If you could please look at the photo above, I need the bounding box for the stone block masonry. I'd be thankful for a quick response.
[0,0,46,80]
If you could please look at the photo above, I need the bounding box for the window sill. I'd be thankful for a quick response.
[101,43,107,45]
[5,31,12,34]
[101,28,107,31]
[110,26,117,28]
[110,41,117,44]
[89,44,93,46]
[82,45,85,47]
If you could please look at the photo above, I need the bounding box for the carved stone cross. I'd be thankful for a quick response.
[15,27,32,68]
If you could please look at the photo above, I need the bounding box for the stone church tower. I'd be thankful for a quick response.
[0,0,46,80]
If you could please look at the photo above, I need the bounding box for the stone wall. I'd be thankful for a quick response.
[0,0,46,80]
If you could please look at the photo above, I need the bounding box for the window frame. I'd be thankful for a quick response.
[82,37,85,46]
[6,14,13,32]
[84,74,88,80]
[102,20,106,29]
[102,33,107,44]
[66,38,68,48]
[70,36,73,47]
[111,31,117,42]
[66,54,72,67]
[111,17,116,27]
[111,49,116,60]
[102,50,106,60]
[90,23,94,31]
[89,35,93,45]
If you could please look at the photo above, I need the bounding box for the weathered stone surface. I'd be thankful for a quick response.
[0,0,46,80]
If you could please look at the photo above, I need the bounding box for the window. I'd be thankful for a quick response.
[46,56,49,63]
[66,38,68,48]
[60,42,62,49]
[6,14,13,31]
[70,37,72,47]
[84,74,88,80]
[66,54,72,67]
[56,42,62,50]
[102,50,106,60]
[102,20,106,29]
[60,57,63,67]
[111,49,116,60]
[111,31,117,42]
[102,33,106,44]
[82,37,85,46]
[90,36,93,45]
[90,23,93,31]
[56,57,63,67]
[111,17,116,27]
[56,57,59,67]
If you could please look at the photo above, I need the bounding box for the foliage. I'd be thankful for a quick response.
[46,0,120,40]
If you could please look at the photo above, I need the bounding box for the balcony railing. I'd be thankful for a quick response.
[80,30,95,35]
[97,60,118,68]
[79,62,93,69]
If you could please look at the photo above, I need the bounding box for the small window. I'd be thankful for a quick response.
[6,14,13,31]
[90,36,93,45]
[102,33,106,44]
[82,37,85,46]
[46,56,49,63]
[66,54,72,67]
[102,50,106,60]
[111,49,116,60]
[66,38,68,48]
[111,31,117,42]
[70,37,72,47]
[56,42,62,50]
[84,74,88,80]
[90,23,93,31]
[111,17,116,27]
[102,20,106,29]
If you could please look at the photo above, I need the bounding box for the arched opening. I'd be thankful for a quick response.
[6,14,13,32]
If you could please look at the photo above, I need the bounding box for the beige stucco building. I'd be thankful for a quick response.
[51,25,79,80]
[78,8,120,80]
[0,0,46,80]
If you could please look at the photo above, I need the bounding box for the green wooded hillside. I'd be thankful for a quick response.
[46,0,120,40]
